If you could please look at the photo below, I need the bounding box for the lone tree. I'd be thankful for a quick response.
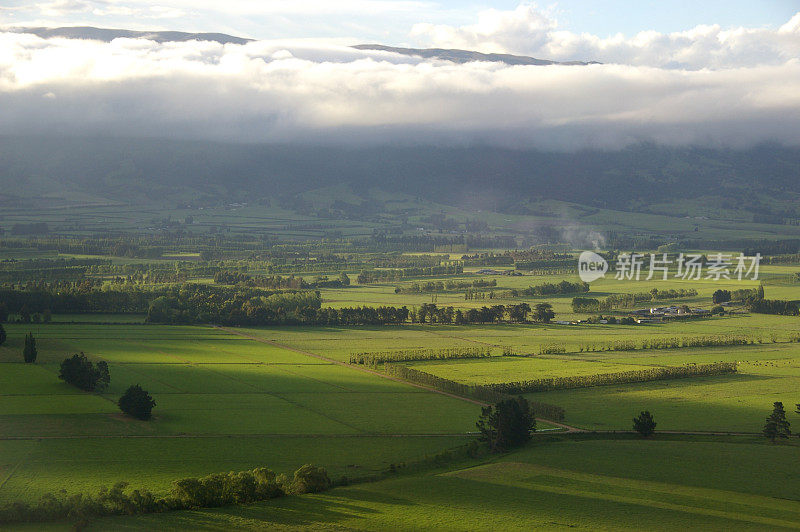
[633,411,657,437]
[22,332,37,363]
[118,384,156,420]
[59,353,110,391]
[763,402,791,442]
[476,396,536,452]
[531,303,555,323]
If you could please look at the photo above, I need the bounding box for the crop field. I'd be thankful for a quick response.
[0,324,479,502]
[75,436,800,531]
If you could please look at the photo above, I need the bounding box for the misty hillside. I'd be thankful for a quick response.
[1,136,798,220]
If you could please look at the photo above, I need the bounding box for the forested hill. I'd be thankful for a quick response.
[1,136,799,215]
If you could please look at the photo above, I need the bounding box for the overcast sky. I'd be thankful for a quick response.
[1,2,799,150]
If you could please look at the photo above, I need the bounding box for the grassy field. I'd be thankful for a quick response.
[36,435,797,531]
[0,324,480,502]
[237,312,800,362]
[523,359,800,432]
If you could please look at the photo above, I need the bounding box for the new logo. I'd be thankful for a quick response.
[578,251,608,283]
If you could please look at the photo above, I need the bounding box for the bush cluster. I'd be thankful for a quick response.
[0,464,330,526]
[59,353,110,392]
[118,385,156,420]
[538,344,566,355]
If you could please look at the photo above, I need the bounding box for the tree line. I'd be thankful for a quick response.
[213,271,351,290]
[586,288,700,311]
[394,278,496,294]
[521,280,589,296]
[382,362,565,422]
[148,299,555,327]
[749,298,799,316]
[356,263,464,284]
[349,346,494,365]
[576,335,755,353]
[0,464,331,526]
[0,284,162,315]
[486,362,738,394]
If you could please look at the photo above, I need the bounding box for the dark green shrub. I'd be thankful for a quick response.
[476,397,536,452]
[59,353,109,391]
[633,411,657,437]
[288,464,331,494]
[118,385,156,420]
[22,332,37,363]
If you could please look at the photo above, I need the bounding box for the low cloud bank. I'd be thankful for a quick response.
[1,16,799,150]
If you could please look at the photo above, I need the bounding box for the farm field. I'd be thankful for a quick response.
[321,266,798,319]
[524,359,800,432]
[408,339,800,433]
[0,324,480,502]
[5,17,800,529]
[2,247,800,528]
[67,436,800,531]
[238,312,800,362]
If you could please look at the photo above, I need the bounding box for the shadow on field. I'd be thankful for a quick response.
[91,487,414,530]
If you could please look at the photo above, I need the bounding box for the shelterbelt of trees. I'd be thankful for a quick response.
[0,282,157,314]
[147,291,547,326]
[0,282,553,326]
[213,271,351,289]
[356,263,463,284]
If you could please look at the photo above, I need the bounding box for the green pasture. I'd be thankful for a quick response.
[72,436,800,531]
[412,357,664,385]
[0,324,480,503]
[239,313,800,363]
[0,436,469,503]
[524,359,800,433]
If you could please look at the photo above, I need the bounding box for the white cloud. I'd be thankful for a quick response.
[36,0,94,17]
[0,31,799,150]
[411,4,800,69]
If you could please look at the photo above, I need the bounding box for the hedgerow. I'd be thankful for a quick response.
[578,335,754,353]
[487,362,738,394]
[382,363,565,422]
[0,464,330,526]
[350,347,493,365]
